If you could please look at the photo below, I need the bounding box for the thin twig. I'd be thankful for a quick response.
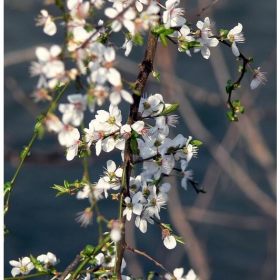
[126,244,174,278]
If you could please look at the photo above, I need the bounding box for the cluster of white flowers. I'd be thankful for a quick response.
[9,252,58,277]
[74,93,198,251]
[12,0,266,279]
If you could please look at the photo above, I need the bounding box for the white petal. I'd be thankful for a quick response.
[231,42,240,56]
[107,160,116,172]
[36,47,50,62]
[163,235,177,249]
[44,19,57,36]
[107,68,121,86]
[121,90,133,104]
[110,91,121,105]
[250,78,260,90]
[11,267,21,277]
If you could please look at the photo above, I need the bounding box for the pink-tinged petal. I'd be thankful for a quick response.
[231,42,240,56]
[163,235,177,249]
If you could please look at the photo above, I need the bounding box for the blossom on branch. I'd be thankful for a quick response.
[9,257,34,277]
[227,23,245,56]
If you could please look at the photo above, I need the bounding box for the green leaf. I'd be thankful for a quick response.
[151,24,166,35]
[133,34,143,46]
[227,112,238,122]
[64,180,70,188]
[130,139,139,155]
[225,84,231,94]
[232,100,240,106]
[173,235,185,244]
[188,41,202,48]
[159,33,167,47]
[219,29,229,37]
[190,140,203,147]
[161,104,179,115]
[163,28,175,35]
[239,106,245,114]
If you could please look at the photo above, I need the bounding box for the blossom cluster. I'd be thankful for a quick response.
[8,0,266,279]
[74,93,199,250]
[9,252,58,277]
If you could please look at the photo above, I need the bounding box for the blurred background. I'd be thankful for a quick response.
[4,0,276,279]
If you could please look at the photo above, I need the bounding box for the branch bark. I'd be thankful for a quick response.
[115,30,159,279]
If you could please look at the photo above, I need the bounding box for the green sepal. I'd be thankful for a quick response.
[219,29,229,37]
[227,111,238,122]
[161,104,179,115]
[188,41,202,48]
[190,139,203,147]
[173,235,185,245]
[133,33,143,46]
[159,33,167,47]
[130,138,139,155]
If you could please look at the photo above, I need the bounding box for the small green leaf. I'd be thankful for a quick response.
[232,100,240,106]
[64,180,70,188]
[227,112,238,122]
[151,24,166,35]
[159,33,167,47]
[225,84,231,94]
[133,34,143,46]
[190,140,203,147]
[130,139,139,155]
[163,28,174,35]
[161,104,179,115]
[239,106,245,114]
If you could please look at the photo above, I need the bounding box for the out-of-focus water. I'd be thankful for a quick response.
[4,1,276,279]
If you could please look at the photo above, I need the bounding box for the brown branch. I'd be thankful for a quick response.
[126,244,174,278]
[115,22,160,280]
[58,254,81,280]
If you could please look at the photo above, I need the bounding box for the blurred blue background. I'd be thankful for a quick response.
[4,0,276,279]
